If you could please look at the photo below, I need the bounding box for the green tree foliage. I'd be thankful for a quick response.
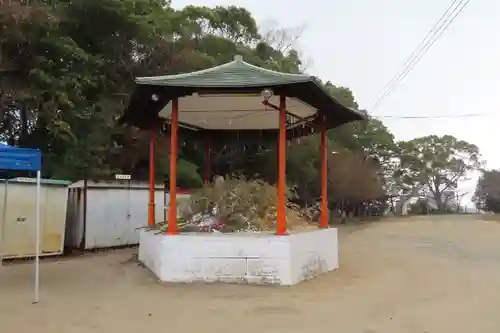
[473,169,500,213]
[3,1,479,218]
[1,0,306,182]
[397,135,480,211]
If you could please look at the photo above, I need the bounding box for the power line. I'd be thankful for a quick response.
[371,0,471,112]
[372,0,469,111]
[372,0,461,110]
[372,113,483,119]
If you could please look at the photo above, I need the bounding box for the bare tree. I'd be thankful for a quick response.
[329,151,384,200]
[259,20,312,71]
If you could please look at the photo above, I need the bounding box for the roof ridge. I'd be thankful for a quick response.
[136,55,312,84]
[135,59,237,83]
[239,59,311,80]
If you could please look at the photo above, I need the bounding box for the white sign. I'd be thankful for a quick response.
[15,177,35,183]
[115,174,131,180]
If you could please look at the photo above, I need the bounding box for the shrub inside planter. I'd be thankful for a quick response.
[153,175,309,233]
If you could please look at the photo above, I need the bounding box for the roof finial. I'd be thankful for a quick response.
[233,54,243,62]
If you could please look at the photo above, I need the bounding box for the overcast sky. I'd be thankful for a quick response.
[172,0,499,205]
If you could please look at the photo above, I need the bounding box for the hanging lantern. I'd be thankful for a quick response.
[161,122,168,133]
[261,88,273,111]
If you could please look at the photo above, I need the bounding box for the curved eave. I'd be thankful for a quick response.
[134,56,313,87]
[134,78,311,88]
[121,82,365,139]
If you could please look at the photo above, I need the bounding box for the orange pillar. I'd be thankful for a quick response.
[166,98,179,234]
[148,129,156,226]
[276,94,287,235]
[204,133,211,184]
[319,115,329,228]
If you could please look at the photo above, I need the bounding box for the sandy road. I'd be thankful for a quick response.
[1,215,500,333]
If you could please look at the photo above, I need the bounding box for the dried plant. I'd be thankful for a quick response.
[180,174,294,232]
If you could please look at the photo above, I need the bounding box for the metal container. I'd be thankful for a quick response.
[65,180,191,250]
[0,178,70,259]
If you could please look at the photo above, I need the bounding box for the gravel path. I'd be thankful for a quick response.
[2,215,500,333]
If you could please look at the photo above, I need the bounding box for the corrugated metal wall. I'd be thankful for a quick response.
[0,179,69,259]
[66,181,191,249]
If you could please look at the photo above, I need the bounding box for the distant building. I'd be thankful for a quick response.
[395,190,458,215]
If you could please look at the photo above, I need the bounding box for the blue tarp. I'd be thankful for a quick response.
[0,143,42,172]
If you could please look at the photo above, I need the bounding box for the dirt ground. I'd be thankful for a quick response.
[2,215,500,333]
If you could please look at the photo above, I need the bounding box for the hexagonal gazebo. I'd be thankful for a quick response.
[122,55,365,285]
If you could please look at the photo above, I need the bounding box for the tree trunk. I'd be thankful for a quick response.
[435,196,444,212]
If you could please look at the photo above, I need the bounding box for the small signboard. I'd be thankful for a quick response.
[15,177,35,183]
[115,174,131,180]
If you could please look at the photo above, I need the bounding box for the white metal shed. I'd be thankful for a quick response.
[0,177,70,259]
[65,180,191,250]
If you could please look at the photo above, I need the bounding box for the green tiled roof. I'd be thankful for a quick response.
[123,54,367,133]
[136,55,313,88]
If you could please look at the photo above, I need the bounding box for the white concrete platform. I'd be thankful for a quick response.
[138,228,339,285]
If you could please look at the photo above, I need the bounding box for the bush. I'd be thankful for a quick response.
[485,197,500,213]
[179,175,298,232]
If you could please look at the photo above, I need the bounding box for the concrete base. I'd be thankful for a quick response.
[138,228,339,285]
